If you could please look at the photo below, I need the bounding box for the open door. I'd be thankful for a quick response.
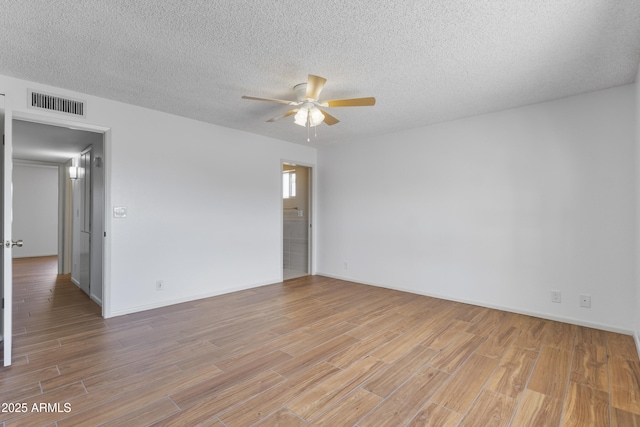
[1,95,13,366]
[282,163,312,280]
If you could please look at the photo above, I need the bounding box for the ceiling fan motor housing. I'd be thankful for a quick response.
[294,83,308,101]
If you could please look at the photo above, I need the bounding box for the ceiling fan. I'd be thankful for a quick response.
[242,74,376,129]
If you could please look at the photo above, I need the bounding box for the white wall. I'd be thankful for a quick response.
[318,85,636,333]
[0,74,317,317]
[12,162,58,258]
[635,67,640,349]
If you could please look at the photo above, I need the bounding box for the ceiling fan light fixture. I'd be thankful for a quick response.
[309,107,325,126]
[294,106,325,127]
[294,108,308,126]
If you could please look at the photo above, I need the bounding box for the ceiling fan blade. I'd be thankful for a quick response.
[266,109,298,122]
[306,75,327,100]
[319,109,340,126]
[242,95,299,106]
[322,97,376,107]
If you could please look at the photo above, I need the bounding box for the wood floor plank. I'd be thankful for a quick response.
[370,322,439,362]
[576,326,608,347]
[612,407,640,427]
[0,381,42,404]
[428,332,486,374]
[345,311,407,340]
[609,356,640,414]
[89,346,221,392]
[12,339,61,358]
[560,382,610,427]
[0,365,60,392]
[358,366,450,427]
[544,321,577,352]
[306,388,382,426]
[178,329,306,372]
[457,305,492,323]
[98,397,180,427]
[484,345,538,399]
[513,317,549,351]
[57,363,224,427]
[431,353,499,413]
[34,365,181,424]
[218,362,338,426]
[286,356,385,420]
[214,335,307,372]
[149,369,285,426]
[42,339,212,392]
[251,408,305,427]
[607,331,640,361]
[570,342,608,392]
[213,329,280,355]
[510,389,563,427]
[170,350,293,409]
[362,344,438,398]
[527,346,572,400]
[464,309,502,337]
[420,319,472,351]
[3,257,640,426]
[25,334,124,366]
[328,328,401,368]
[475,324,520,359]
[406,403,462,427]
[459,389,517,427]
[281,321,358,356]
[273,334,359,378]
[299,309,362,334]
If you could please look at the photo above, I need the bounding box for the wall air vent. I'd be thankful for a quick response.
[27,89,86,118]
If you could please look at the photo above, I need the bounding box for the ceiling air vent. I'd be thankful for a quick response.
[27,89,86,118]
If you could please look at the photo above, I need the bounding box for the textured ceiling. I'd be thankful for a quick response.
[1,0,639,146]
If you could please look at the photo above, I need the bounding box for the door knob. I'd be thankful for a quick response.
[5,240,23,248]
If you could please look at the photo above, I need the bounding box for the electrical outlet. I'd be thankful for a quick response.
[580,294,591,308]
[343,261,349,270]
[156,280,165,291]
[551,290,561,303]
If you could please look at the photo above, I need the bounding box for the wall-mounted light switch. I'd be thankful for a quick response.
[113,206,127,218]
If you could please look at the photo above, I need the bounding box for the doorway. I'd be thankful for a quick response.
[282,163,311,280]
[12,119,105,304]
[2,107,108,366]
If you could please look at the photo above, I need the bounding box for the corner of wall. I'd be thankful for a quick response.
[635,65,640,357]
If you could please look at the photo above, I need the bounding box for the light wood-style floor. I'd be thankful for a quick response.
[2,257,640,426]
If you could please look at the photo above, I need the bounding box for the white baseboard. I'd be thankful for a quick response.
[90,293,102,307]
[316,272,634,336]
[12,252,57,259]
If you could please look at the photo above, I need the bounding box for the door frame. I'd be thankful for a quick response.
[2,95,13,366]
[281,159,315,280]
[11,109,111,320]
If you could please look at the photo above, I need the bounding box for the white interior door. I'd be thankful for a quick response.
[1,95,13,367]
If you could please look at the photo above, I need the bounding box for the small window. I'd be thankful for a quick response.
[283,170,296,199]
